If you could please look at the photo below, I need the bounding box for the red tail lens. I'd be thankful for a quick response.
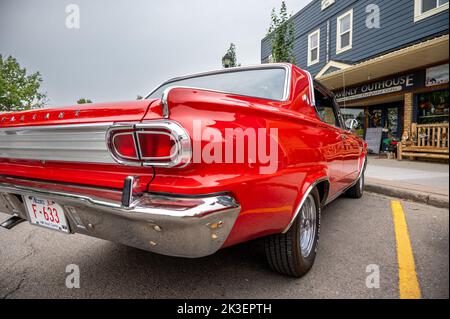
[108,120,191,167]
[137,132,176,159]
[112,132,138,160]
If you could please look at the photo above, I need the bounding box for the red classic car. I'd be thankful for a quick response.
[0,63,367,277]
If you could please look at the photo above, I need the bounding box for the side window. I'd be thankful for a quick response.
[314,88,340,127]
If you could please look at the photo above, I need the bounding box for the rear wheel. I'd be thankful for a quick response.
[264,188,321,277]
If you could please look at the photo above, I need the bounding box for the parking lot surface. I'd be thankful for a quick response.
[0,192,448,299]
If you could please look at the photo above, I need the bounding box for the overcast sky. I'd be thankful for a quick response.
[0,0,310,107]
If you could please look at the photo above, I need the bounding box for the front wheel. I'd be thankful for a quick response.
[264,188,321,277]
[346,168,365,199]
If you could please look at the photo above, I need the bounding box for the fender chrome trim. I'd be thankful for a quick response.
[282,177,330,233]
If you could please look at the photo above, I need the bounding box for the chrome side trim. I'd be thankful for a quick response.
[282,177,329,233]
[0,175,241,258]
[304,70,316,107]
[106,120,192,168]
[0,123,115,164]
[146,64,292,102]
[161,87,172,118]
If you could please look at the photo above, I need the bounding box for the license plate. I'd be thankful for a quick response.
[24,196,70,233]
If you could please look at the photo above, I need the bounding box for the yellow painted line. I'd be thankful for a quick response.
[391,200,421,299]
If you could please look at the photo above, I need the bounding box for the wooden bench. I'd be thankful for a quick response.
[398,123,449,160]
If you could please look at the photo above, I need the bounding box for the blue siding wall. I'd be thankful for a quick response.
[261,0,449,76]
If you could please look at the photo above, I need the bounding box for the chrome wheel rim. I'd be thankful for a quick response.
[299,194,317,258]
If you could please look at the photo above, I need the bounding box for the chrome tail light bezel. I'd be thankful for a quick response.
[106,120,192,168]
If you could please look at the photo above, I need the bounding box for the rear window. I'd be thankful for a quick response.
[146,67,288,101]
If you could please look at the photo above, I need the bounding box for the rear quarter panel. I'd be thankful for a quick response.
[145,88,342,247]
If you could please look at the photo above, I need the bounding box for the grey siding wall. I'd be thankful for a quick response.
[261,0,449,76]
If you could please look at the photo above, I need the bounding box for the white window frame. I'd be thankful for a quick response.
[414,0,449,22]
[336,9,353,55]
[308,29,321,66]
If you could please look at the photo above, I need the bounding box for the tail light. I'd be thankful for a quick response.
[107,120,191,167]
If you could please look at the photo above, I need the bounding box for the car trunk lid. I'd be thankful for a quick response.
[0,99,160,128]
[0,99,162,190]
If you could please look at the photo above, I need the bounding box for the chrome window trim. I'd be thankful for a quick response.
[145,64,292,103]
[304,70,316,107]
[106,120,192,168]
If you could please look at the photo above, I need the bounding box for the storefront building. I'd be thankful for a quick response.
[318,36,449,159]
[261,0,449,158]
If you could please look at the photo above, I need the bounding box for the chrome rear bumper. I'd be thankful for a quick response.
[0,176,240,258]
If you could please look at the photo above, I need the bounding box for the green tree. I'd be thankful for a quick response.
[267,1,295,63]
[0,55,47,112]
[76,98,93,104]
[222,43,241,68]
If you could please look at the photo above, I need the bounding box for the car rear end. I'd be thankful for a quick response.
[0,100,240,258]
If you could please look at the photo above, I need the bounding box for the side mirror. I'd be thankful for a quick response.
[345,119,359,131]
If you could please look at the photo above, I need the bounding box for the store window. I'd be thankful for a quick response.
[417,90,449,124]
[369,109,383,128]
[414,0,449,22]
[336,9,353,54]
[387,108,399,137]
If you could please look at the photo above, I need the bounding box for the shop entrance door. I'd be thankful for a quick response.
[368,103,403,139]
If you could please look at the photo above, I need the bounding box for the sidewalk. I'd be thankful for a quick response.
[365,156,449,208]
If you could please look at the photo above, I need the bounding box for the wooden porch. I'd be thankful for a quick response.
[398,123,449,160]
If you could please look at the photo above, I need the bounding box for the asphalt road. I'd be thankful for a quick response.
[0,192,448,299]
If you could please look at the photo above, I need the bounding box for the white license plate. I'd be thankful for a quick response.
[24,196,70,233]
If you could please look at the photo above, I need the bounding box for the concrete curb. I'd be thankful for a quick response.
[365,183,449,209]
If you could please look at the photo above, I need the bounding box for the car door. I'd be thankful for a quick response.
[334,100,362,185]
[313,87,347,195]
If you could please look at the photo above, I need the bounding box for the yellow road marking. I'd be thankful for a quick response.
[391,200,421,299]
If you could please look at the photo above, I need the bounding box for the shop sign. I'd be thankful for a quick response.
[426,64,449,87]
[335,74,416,103]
